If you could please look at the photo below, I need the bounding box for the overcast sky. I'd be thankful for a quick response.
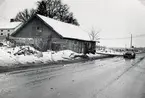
[0,0,145,47]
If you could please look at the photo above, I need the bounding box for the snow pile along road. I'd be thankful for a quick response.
[0,47,17,66]
[0,46,85,66]
[0,42,109,67]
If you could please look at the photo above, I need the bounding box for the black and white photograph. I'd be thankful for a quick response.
[0,0,145,98]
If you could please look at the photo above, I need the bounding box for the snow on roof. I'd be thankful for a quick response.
[37,14,91,41]
[0,22,22,29]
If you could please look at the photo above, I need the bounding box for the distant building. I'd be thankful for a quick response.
[11,14,96,53]
[0,22,22,37]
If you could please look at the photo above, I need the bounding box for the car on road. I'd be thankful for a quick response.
[123,48,136,59]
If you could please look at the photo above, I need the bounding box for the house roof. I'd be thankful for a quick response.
[37,14,91,41]
[0,22,22,29]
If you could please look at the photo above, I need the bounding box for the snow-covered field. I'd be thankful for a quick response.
[0,45,103,67]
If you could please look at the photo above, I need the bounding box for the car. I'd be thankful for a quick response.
[123,48,136,59]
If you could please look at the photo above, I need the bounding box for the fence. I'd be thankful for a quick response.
[8,37,50,51]
[7,37,66,52]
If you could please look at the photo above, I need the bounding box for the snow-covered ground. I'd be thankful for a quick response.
[0,45,104,67]
[96,50,124,56]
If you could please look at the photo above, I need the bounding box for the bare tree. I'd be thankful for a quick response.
[13,0,79,25]
[36,0,79,25]
[89,27,100,41]
[14,9,36,22]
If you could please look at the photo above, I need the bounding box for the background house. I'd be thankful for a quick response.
[0,22,22,37]
[11,14,96,53]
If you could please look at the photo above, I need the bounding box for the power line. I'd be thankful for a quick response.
[79,27,145,40]
[100,34,145,40]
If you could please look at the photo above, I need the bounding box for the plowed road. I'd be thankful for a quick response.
[0,54,145,98]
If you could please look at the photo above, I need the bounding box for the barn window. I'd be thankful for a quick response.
[36,26,43,32]
[8,30,10,32]
[1,30,3,32]
[1,33,3,35]
[36,27,40,30]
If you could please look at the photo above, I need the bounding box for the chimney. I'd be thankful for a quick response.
[10,19,15,22]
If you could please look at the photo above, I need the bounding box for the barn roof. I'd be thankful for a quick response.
[0,22,22,29]
[37,14,91,41]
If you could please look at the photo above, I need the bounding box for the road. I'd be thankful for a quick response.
[0,54,145,98]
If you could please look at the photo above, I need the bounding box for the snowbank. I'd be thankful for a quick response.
[86,53,103,58]
[0,48,18,66]
[0,46,82,66]
[96,50,123,56]
[0,44,109,67]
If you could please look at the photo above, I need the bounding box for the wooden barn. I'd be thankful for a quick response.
[11,14,96,53]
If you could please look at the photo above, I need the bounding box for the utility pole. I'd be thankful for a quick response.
[130,34,132,48]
